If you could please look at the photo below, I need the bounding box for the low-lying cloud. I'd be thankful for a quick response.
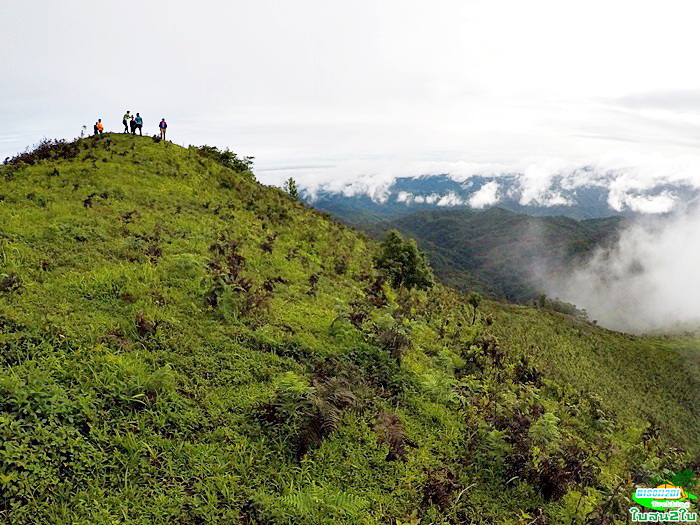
[543,207,700,333]
[468,180,500,208]
[260,150,700,216]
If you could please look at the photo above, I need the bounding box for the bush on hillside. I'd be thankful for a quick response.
[196,144,254,173]
[534,294,588,320]
[4,138,80,166]
[374,230,434,290]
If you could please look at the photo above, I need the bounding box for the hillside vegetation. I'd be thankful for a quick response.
[0,135,698,524]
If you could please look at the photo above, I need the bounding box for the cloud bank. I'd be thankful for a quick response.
[261,150,700,216]
[544,207,700,332]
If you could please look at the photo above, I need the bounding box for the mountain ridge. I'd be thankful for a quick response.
[302,173,698,223]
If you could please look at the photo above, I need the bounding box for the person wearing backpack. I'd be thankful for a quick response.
[159,118,167,140]
[134,113,143,136]
[122,111,131,133]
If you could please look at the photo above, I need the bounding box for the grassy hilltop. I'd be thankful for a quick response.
[0,134,698,524]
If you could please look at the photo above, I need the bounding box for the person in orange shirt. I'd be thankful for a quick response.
[96,119,104,135]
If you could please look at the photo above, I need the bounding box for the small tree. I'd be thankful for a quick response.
[468,292,482,325]
[283,177,299,199]
[374,230,434,290]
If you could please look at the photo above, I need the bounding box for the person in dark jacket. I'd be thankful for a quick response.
[159,118,167,140]
[134,113,143,136]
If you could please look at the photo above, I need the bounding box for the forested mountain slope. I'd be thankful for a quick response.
[364,208,623,303]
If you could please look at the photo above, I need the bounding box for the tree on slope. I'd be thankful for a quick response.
[375,230,434,290]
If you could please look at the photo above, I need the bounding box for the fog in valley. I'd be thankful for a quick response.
[543,206,700,333]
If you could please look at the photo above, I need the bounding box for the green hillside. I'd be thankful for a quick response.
[364,208,623,303]
[0,135,698,524]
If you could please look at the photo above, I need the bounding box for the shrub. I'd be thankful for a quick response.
[529,412,561,453]
[0,273,23,294]
[196,145,254,173]
[374,411,412,460]
[534,294,588,320]
[4,138,80,166]
[259,372,358,457]
[375,320,411,363]
[374,230,434,290]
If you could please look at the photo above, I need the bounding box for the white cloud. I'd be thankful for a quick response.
[609,191,677,214]
[545,208,700,332]
[396,191,413,203]
[437,192,464,206]
[468,181,500,208]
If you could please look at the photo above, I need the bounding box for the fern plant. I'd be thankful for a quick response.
[282,482,369,524]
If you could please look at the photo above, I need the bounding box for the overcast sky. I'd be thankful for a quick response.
[4,1,700,182]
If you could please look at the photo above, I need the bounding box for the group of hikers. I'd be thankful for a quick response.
[93,113,168,140]
[122,111,144,135]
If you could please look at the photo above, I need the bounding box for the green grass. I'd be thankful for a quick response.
[485,300,700,451]
[0,134,698,524]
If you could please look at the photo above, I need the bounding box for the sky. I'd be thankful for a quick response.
[4,0,700,182]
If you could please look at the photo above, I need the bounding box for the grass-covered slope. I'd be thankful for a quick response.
[0,135,698,524]
[484,301,700,451]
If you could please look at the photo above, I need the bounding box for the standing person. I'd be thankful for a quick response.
[94,122,99,136]
[134,113,143,135]
[129,115,136,134]
[122,111,131,133]
[159,118,167,140]
[97,119,104,135]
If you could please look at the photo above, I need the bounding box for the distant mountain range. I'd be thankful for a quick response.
[301,173,699,223]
